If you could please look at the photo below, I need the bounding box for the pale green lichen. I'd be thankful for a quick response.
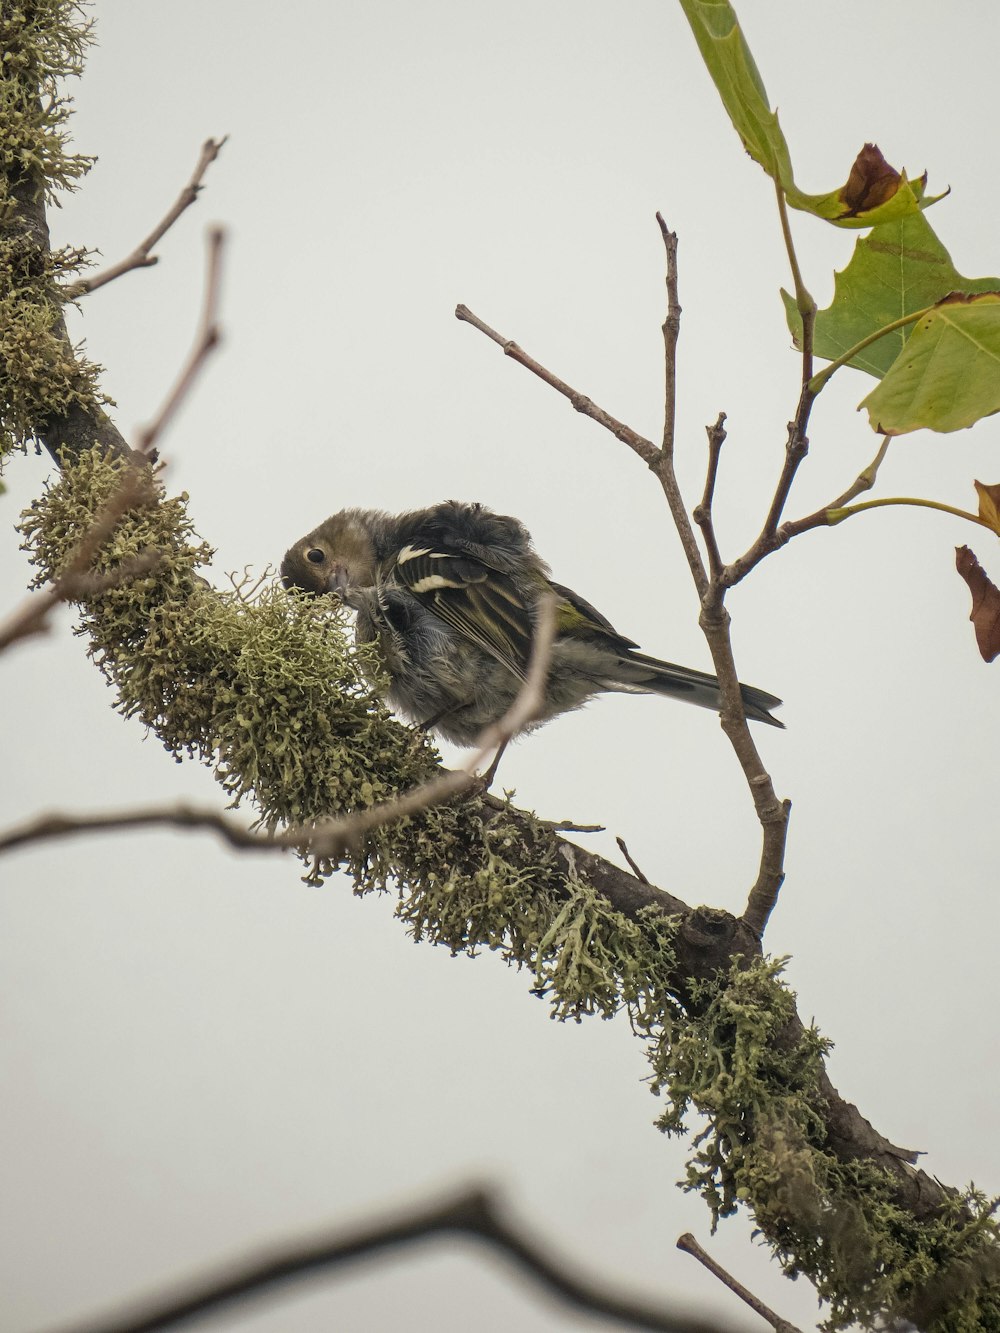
[9,8,1000,1326]
[0,1,95,202]
[1,1,106,461]
[649,955,1000,1331]
[17,453,1000,1331]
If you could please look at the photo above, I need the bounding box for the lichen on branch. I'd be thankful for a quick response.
[0,0,109,462]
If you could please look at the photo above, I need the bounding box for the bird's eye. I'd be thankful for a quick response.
[306,548,326,565]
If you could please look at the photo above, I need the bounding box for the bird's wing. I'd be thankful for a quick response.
[394,543,533,680]
[548,581,640,652]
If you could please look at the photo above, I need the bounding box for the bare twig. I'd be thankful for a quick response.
[459,234,790,938]
[0,551,162,653]
[300,592,558,860]
[455,304,660,467]
[0,803,276,857]
[541,819,606,833]
[134,225,226,457]
[650,217,708,599]
[615,836,650,885]
[55,1185,739,1333]
[691,413,726,579]
[647,223,791,939]
[657,212,680,464]
[0,464,159,654]
[0,599,560,866]
[778,434,891,545]
[677,1233,803,1333]
[719,190,817,588]
[72,138,227,296]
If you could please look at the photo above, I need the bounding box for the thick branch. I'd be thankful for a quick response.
[7,173,130,464]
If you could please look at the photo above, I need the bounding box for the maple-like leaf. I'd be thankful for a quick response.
[860,292,1000,435]
[678,5,936,226]
[784,210,1000,379]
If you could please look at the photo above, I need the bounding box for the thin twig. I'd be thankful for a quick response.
[718,188,819,588]
[676,1233,803,1333]
[300,593,558,859]
[0,803,276,857]
[455,304,660,467]
[0,599,560,866]
[691,413,726,579]
[616,836,650,885]
[778,434,891,545]
[0,464,159,654]
[651,216,708,599]
[134,226,226,457]
[54,1185,739,1333]
[541,819,606,833]
[648,223,789,938]
[72,138,227,297]
[657,212,680,463]
[0,551,162,653]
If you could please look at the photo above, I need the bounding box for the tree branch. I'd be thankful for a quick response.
[134,225,226,457]
[652,215,709,599]
[0,598,560,865]
[55,1185,741,1333]
[676,1233,803,1333]
[70,138,227,297]
[0,550,162,654]
[778,434,891,545]
[691,413,726,580]
[455,304,661,467]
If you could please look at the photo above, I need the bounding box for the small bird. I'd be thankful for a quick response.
[281,501,782,746]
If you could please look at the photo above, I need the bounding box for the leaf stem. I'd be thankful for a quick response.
[775,181,815,373]
[827,495,993,529]
[809,307,934,393]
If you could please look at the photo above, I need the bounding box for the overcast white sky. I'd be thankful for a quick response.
[2,3,998,1330]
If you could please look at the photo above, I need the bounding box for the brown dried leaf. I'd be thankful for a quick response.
[840,143,905,216]
[956,545,1000,662]
[974,480,1000,536]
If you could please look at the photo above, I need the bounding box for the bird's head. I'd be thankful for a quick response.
[280,510,380,600]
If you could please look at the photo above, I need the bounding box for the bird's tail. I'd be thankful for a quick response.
[605,650,783,728]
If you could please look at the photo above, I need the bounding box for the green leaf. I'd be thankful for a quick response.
[677,0,795,192]
[783,210,1000,378]
[860,293,1000,435]
[678,5,934,225]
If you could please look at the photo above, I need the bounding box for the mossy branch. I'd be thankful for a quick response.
[5,6,1000,1330]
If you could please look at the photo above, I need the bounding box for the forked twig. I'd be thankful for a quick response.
[53,1185,738,1333]
[455,304,660,467]
[0,466,160,654]
[0,599,560,865]
[72,138,227,297]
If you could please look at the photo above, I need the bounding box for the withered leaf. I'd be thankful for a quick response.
[840,144,906,216]
[974,480,1000,535]
[956,545,1000,662]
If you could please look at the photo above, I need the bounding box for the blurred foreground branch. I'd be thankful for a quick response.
[57,1185,741,1333]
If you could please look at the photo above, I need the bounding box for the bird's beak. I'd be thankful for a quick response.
[329,563,351,598]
